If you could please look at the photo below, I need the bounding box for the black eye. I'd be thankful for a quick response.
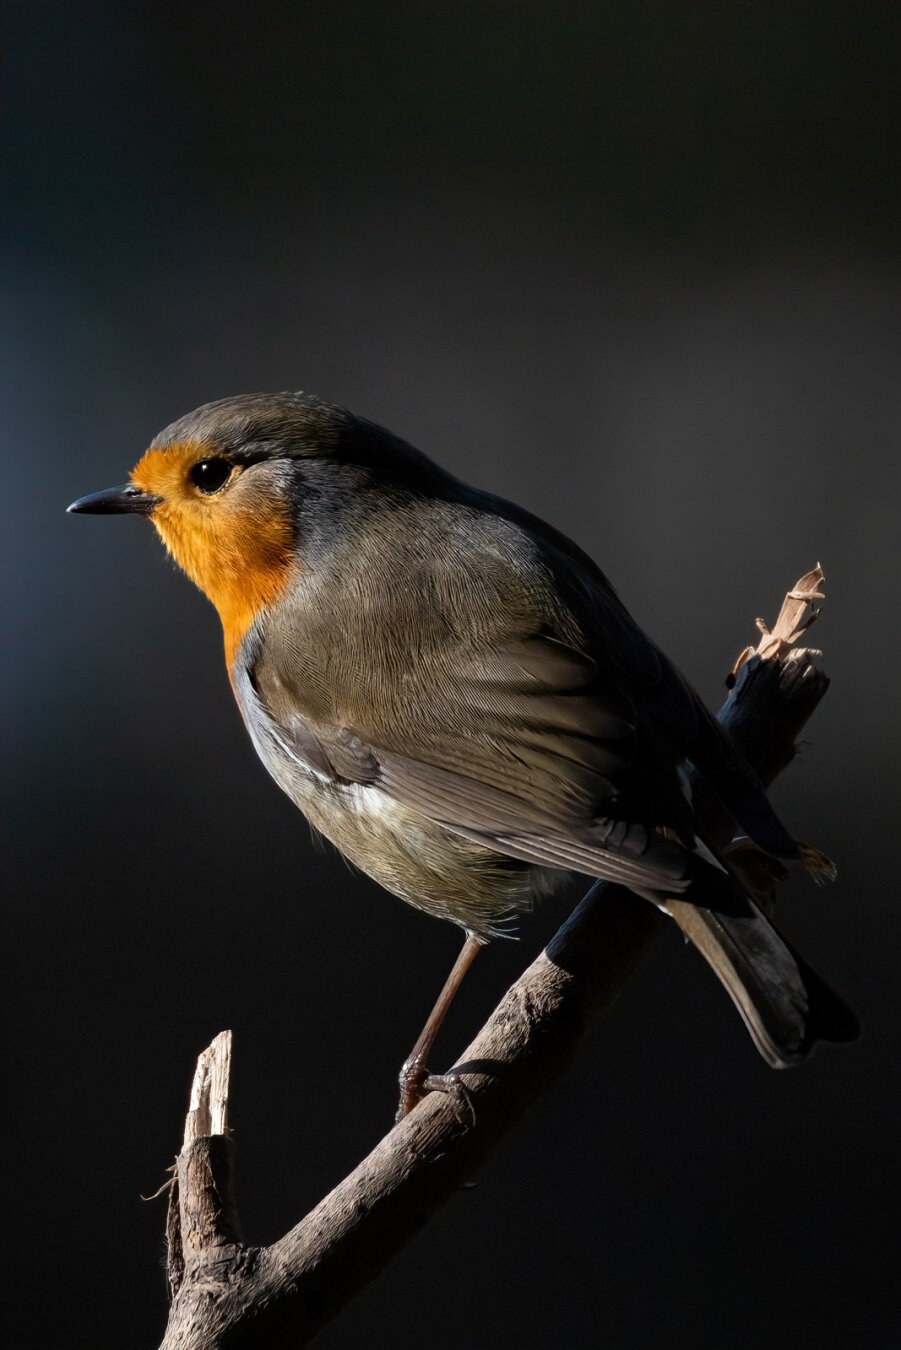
[189,458,231,494]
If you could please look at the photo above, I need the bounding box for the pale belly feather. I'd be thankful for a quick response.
[234,663,563,938]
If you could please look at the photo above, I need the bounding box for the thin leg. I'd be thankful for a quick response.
[395,933,483,1122]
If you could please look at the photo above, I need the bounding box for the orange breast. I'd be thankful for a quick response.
[132,444,297,667]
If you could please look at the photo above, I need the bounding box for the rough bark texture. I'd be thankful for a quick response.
[158,568,832,1349]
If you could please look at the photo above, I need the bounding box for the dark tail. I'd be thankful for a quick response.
[666,858,859,1067]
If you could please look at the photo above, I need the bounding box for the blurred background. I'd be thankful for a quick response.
[3,3,899,1346]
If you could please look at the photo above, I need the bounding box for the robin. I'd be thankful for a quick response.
[69,392,857,1117]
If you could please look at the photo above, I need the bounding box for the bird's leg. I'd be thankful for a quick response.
[395,933,483,1123]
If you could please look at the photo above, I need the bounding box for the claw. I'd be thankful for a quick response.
[421,1072,477,1125]
[395,1058,476,1124]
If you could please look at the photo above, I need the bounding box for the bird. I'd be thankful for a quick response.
[68,392,857,1117]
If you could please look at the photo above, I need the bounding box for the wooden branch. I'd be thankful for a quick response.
[164,1032,242,1311]
[158,570,833,1349]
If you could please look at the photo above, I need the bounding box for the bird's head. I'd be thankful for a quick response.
[68,392,445,665]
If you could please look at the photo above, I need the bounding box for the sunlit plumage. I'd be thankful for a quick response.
[69,392,858,1112]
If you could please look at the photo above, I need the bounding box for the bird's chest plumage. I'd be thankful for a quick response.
[225,500,614,935]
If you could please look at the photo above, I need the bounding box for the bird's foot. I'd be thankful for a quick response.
[395,1056,476,1125]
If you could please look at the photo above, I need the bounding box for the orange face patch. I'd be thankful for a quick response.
[132,442,296,666]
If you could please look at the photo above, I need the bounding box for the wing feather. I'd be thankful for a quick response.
[264,633,695,896]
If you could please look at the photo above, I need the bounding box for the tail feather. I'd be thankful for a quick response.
[666,859,858,1067]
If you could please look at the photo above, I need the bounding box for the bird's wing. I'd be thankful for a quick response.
[492,507,801,863]
[260,631,694,895]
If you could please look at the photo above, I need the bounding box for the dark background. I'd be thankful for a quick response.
[3,3,899,1346]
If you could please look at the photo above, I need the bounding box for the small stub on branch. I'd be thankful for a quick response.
[732,564,825,677]
[164,1032,240,1305]
[184,1030,232,1143]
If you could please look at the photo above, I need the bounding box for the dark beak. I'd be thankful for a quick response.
[66,484,160,516]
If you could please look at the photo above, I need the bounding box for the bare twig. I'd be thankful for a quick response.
[164,1031,242,1311]
[159,571,834,1349]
